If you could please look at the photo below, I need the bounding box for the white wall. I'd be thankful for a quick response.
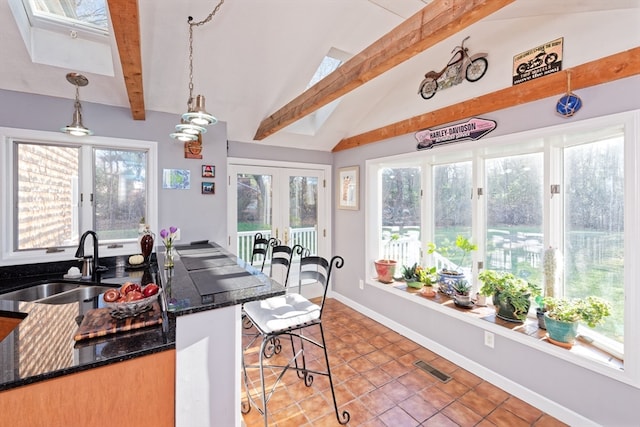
[331,75,640,426]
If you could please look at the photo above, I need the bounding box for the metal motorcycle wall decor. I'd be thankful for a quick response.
[418,36,488,100]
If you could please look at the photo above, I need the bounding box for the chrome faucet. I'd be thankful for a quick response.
[75,230,107,282]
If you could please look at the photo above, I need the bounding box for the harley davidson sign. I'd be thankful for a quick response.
[415,118,497,150]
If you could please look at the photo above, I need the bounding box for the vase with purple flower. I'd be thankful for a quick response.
[160,226,178,269]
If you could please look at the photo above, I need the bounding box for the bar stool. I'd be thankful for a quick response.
[241,255,350,426]
[269,244,305,287]
[250,233,278,272]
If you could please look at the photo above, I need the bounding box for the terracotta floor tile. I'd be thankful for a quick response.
[241,299,566,427]
[501,396,543,424]
[361,366,393,387]
[533,414,570,427]
[457,389,498,417]
[365,349,394,365]
[451,367,483,388]
[380,359,412,378]
[348,355,376,374]
[433,378,471,399]
[397,393,439,423]
[340,397,375,426]
[298,393,332,422]
[379,379,413,404]
[486,406,532,427]
[378,406,420,427]
[441,400,483,427]
[359,388,396,416]
[474,381,509,405]
[343,374,376,397]
[421,413,459,427]
[417,383,455,409]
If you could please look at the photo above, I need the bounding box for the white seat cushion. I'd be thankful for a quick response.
[243,293,320,334]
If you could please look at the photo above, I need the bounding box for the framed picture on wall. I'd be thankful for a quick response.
[337,166,359,210]
[201,182,215,194]
[202,165,215,177]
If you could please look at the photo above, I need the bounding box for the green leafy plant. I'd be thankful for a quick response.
[540,296,611,327]
[452,279,471,296]
[418,265,437,286]
[479,270,541,321]
[428,235,477,274]
[401,263,421,282]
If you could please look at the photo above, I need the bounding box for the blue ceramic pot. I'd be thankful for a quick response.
[544,313,579,344]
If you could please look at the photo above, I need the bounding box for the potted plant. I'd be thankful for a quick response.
[452,279,472,306]
[401,263,423,289]
[416,265,437,296]
[428,235,477,295]
[374,233,399,283]
[479,269,540,322]
[541,296,611,348]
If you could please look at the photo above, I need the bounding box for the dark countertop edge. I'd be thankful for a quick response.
[0,342,174,392]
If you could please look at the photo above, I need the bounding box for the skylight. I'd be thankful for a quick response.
[9,0,114,76]
[29,0,108,33]
[285,48,350,136]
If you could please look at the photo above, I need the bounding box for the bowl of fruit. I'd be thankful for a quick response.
[102,282,161,319]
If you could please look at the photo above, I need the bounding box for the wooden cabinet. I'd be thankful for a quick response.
[0,350,175,427]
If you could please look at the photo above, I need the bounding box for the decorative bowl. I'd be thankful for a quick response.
[105,289,161,319]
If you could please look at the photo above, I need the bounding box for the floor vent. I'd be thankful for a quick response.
[414,360,452,383]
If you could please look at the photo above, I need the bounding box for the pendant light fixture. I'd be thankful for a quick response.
[170,0,225,141]
[61,73,93,136]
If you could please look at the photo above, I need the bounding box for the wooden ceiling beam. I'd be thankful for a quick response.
[332,47,640,152]
[107,0,146,120]
[253,0,515,141]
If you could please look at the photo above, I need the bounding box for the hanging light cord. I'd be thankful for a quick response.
[186,0,225,108]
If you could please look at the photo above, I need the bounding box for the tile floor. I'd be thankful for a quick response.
[241,298,568,427]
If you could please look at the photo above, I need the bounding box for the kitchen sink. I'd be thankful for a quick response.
[0,282,114,305]
[0,282,80,302]
[37,286,113,305]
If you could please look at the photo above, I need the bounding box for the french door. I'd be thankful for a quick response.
[228,161,330,265]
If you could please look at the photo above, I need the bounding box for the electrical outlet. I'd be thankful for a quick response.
[484,331,494,348]
[359,279,364,290]
[174,228,181,241]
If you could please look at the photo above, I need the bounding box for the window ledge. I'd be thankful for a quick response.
[366,277,632,387]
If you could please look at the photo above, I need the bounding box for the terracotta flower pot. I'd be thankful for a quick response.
[374,260,397,283]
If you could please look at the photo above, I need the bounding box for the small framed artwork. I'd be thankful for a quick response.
[202,164,215,177]
[162,169,191,189]
[201,182,215,194]
[337,166,359,210]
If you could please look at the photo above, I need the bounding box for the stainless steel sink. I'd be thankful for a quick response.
[0,282,80,302]
[37,286,113,305]
[0,283,114,305]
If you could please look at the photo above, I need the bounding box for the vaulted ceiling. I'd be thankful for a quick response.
[0,0,638,152]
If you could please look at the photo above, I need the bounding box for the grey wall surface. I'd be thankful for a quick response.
[228,140,332,164]
[0,88,228,246]
[331,75,640,426]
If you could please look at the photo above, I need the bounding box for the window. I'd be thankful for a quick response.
[380,166,421,267]
[2,127,157,264]
[563,131,624,346]
[366,111,639,384]
[433,161,472,271]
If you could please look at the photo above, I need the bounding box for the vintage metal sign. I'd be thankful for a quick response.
[415,118,497,150]
[513,37,563,85]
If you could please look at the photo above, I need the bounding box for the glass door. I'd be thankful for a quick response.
[228,164,328,271]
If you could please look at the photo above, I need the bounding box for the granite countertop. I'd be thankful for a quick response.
[0,241,285,392]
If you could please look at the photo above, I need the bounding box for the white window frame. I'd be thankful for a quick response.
[0,127,158,266]
[365,110,640,388]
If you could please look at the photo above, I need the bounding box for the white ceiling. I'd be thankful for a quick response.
[0,0,638,151]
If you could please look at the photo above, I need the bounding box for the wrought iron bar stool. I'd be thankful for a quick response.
[250,232,278,272]
[241,255,350,426]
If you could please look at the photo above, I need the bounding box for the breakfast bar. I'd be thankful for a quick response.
[0,241,284,427]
